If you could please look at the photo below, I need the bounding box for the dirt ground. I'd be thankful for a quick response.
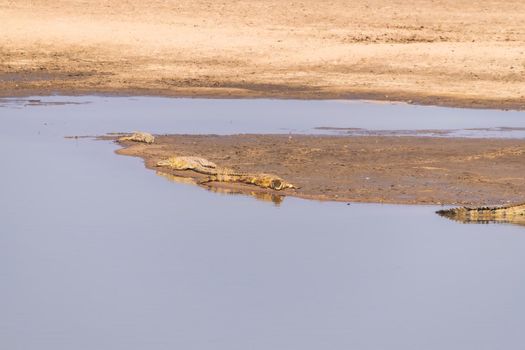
[113,134,525,206]
[1,0,525,109]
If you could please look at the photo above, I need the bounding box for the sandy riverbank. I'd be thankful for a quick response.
[113,134,525,206]
[1,0,524,109]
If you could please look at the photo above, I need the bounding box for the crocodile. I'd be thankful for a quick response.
[156,156,296,191]
[437,202,525,226]
[156,156,217,173]
[118,131,155,144]
[200,172,296,191]
[157,170,284,205]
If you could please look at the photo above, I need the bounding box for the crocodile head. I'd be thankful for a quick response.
[270,178,296,190]
[256,175,296,191]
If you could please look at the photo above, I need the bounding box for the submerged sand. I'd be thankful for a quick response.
[113,134,525,206]
[1,0,525,109]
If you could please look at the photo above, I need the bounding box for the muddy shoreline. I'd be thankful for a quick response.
[112,134,525,206]
[2,0,525,111]
[3,86,525,111]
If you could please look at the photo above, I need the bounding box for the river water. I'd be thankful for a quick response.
[1,96,525,350]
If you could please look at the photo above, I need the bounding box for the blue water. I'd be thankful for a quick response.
[1,97,524,350]
[1,96,525,137]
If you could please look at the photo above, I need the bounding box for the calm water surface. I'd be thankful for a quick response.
[1,97,525,350]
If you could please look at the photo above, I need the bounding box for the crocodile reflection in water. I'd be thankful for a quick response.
[437,202,525,227]
[156,171,285,206]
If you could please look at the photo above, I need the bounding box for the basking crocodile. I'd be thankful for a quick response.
[437,202,525,226]
[156,156,296,191]
[118,131,155,144]
[157,156,218,173]
[157,170,284,205]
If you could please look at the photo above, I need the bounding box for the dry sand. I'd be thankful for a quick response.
[1,0,525,108]
[114,134,525,206]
